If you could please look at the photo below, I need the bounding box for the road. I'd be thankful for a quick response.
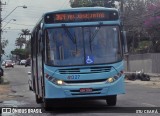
[0,65,160,115]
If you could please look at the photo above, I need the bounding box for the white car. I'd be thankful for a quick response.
[20,60,26,65]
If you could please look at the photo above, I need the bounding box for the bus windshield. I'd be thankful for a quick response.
[46,26,122,66]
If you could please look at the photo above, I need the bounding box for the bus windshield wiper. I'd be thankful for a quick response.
[89,24,102,52]
[63,27,78,53]
[90,26,101,42]
[63,27,76,44]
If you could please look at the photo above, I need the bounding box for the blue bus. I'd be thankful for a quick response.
[30,7,127,109]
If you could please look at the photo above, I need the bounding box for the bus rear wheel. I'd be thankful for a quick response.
[106,95,117,106]
[35,94,42,103]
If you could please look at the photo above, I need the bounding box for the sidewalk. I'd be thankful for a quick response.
[0,76,10,101]
[125,76,160,88]
[125,71,160,77]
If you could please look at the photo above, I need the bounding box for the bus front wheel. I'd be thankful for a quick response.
[43,99,51,111]
[106,95,117,106]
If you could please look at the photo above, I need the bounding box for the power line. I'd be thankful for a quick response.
[60,0,68,9]
[3,21,34,26]
[5,28,32,31]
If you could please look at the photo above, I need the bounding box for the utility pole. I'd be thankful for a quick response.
[0,0,6,66]
[120,0,124,25]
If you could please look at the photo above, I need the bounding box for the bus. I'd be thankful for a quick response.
[30,7,127,109]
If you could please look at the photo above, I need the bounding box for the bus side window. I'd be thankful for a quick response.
[45,31,51,63]
[38,30,41,53]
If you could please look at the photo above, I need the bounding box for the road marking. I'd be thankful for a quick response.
[142,103,156,107]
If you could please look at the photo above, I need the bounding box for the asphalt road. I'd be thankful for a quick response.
[0,65,160,115]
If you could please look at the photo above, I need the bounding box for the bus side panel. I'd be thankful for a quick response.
[32,31,39,95]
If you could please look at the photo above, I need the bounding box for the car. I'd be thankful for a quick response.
[20,60,26,65]
[4,60,14,68]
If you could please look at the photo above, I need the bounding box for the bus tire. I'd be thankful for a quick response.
[106,95,117,106]
[43,99,51,111]
[35,94,42,103]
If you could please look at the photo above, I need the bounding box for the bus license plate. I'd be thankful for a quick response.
[80,88,92,93]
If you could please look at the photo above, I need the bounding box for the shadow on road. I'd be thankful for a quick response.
[39,100,128,113]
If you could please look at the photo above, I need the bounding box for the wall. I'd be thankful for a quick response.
[124,53,160,73]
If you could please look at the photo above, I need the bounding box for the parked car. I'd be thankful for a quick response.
[25,58,31,67]
[5,60,14,68]
[20,60,26,65]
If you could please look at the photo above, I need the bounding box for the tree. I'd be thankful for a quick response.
[70,0,120,8]
[19,29,30,39]
[25,39,31,57]
[15,37,26,49]
[11,48,26,59]
[1,39,8,54]
[1,39,8,49]
[122,0,150,53]
[143,1,160,52]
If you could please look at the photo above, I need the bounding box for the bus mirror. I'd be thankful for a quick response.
[40,23,43,29]
[122,31,128,54]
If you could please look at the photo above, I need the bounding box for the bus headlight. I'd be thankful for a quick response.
[45,74,65,85]
[57,80,64,85]
[107,71,123,83]
[107,77,115,83]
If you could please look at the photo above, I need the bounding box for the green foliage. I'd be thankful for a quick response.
[15,37,26,49]
[12,29,31,59]
[11,48,26,59]
[15,29,31,49]
[1,39,8,54]
[25,39,31,56]
[70,0,120,8]
[20,29,30,38]
[1,40,8,49]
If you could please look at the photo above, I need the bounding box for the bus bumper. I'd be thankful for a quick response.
[45,76,125,99]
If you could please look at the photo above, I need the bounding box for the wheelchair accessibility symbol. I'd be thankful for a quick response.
[86,56,94,64]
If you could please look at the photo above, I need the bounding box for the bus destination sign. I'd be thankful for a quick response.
[55,12,105,21]
[45,11,118,24]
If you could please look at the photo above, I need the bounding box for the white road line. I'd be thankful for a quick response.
[142,103,156,107]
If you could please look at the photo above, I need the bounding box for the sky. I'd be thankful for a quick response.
[1,0,71,59]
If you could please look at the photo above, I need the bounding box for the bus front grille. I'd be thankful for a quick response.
[64,79,106,84]
[58,66,111,74]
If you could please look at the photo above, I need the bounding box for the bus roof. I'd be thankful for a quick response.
[31,7,119,33]
[44,7,118,15]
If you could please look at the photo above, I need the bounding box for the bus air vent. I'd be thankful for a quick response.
[58,66,111,74]
[58,68,80,74]
[90,66,112,73]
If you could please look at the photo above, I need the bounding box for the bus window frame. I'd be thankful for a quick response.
[43,24,123,67]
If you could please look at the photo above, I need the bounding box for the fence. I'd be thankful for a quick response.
[124,53,160,74]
